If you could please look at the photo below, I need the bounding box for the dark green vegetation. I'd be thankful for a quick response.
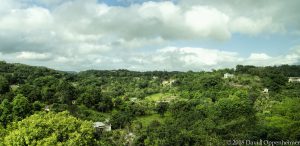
[0,61,300,145]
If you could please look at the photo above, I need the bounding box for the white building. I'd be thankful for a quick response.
[93,120,111,132]
[45,105,50,112]
[130,98,138,102]
[162,79,176,86]
[224,73,234,79]
[263,88,269,93]
[288,77,300,83]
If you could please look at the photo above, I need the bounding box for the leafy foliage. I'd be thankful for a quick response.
[2,111,98,146]
[0,61,300,145]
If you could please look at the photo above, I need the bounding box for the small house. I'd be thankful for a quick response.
[93,120,111,132]
[224,73,234,79]
[162,79,176,86]
[288,77,300,83]
[262,88,269,93]
[45,105,50,112]
[130,98,138,102]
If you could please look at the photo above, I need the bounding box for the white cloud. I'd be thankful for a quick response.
[184,6,230,40]
[248,53,272,61]
[158,47,240,66]
[230,17,281,35]
[0,0,299,71]
[0,7,52,31]
[242,47,300,66]
[285,46,300,64]
[16,52,51,60]
[0,0,236,57]
[0,0,294,52]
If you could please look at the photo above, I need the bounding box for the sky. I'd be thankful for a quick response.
[0,0,299,71]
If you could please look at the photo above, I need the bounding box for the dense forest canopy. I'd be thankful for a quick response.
[0,61,300,145]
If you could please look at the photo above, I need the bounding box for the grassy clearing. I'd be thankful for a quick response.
[74,105,111,122]
[144,93,173,102]
[135,114,165,127]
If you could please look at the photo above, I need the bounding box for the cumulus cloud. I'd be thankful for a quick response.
[285,46,300,64]
[230,17,283,35]
[0,7,52,31]
[90,46,243,71]
[242,47,300,67]
[248,53,272,61]
[184,6,230,40]
[158,47,240,66]
[16,52,52,60]
[0,0,299,71]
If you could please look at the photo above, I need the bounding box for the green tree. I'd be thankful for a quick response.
[41,87,56,103]
[32,101,43,111]
[0,76,9,94]
[96,96,113,112]
[114,97,124,109]
[0,99,12,127]
[111,111,133,129]
[78,86,102,108]
[156,101,169,117]
[262,70,287,93]
[214,94,256,140]
[12,94,31,121]
[2,111,98,145]
[263,98,300,140]
[55,80,76,104]
[16,84,41,103]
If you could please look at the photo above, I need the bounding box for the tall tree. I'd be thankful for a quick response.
[55,80,76,104]
[12,94,31,121]
[2,111,98,145]
[0,76,9,94]
[0,99,12,127]
[156,101,169,117]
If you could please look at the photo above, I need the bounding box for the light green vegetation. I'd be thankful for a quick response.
[135,113,168,127]
[144,93,173,102]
